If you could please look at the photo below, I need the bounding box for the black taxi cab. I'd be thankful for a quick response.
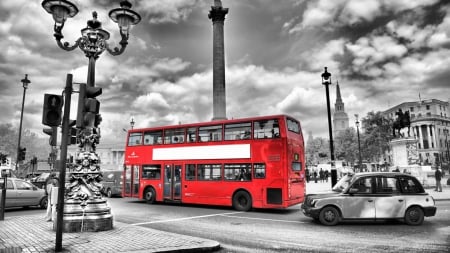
[301,172,436,226]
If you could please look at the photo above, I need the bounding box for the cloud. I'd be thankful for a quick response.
[139,0,203,24]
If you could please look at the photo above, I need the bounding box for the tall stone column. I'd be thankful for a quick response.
[209,0,228,120]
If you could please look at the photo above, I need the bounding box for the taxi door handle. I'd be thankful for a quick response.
[398,199,404,202]
[368,200,373,202]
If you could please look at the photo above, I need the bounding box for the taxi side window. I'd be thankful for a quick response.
[352,177,372,193]
[399,177,424,193]
[375,177,400,194]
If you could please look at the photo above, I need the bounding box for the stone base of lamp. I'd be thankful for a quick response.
[53,198,113,233]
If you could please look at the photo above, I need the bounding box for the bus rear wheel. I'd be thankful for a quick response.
[144,187,156,204]
[233,191,252,211]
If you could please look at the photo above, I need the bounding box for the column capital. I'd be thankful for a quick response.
[208,6,228,23]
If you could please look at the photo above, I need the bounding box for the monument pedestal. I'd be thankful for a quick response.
[390,137,419,168]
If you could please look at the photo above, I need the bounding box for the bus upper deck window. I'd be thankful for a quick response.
[254,119,279,139]
[128,133,142,146]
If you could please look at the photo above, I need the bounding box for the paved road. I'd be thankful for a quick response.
[4,196,449,252]
[107,198,450,252]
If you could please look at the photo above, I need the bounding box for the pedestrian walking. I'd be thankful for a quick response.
[313,171,317,183]
[44,173,58,221]
[319,168,324,183]
[324,170,329,182]
[435,167,442,192]
[305,168,310,183]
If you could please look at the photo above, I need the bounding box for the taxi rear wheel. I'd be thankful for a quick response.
[319,206,340,226]
[404,206,424,226]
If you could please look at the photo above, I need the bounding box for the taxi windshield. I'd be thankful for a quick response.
[332,174,354,192]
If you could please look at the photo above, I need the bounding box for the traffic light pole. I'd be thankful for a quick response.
[55,74,73,252]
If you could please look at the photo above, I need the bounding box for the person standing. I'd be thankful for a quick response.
[435,167,442,192]
[44,173,58,221]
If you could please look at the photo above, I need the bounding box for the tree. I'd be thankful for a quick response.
[0,123,51,165]
[361,111,392,164]
[306,136,332,165]
[334,128,359,164]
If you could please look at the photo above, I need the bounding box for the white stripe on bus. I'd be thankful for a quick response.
[153,144,251,160]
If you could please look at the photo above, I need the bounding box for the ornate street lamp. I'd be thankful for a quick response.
[42,0,141,87]
[41,1,141,251]
[321,67,337,187]
[355,114,363,172]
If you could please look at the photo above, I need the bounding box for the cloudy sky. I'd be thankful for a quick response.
[1,0,449,146]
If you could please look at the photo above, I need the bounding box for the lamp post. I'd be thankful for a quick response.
[321,67,337,187]
[130,117,135,130]
[444,129,449,162]
[355,114,362,173]
[42,1,140,251]
[15,74,31,174]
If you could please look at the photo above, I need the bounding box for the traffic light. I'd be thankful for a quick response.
[42,94,63,126]
[76,83,102,128]
[18,147,26,161]
[68,120,78,145]
[0,153,7,164]
[43,127,58,146]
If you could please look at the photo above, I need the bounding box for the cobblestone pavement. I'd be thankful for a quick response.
[0,214,219,253]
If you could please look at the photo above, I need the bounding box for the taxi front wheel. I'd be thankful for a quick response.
[319,206,340,226]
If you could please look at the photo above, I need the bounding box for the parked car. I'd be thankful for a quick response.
[101,170,123,198]
[0,177,48,209]
[301,172,437,226]
[30,172,59,189]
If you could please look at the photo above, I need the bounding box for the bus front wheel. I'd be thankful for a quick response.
[233,191,252,211]
[144,187,156,204]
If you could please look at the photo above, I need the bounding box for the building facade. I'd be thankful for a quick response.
[383,99,450,166]
[68,142,125,171]
[333,82,349,137]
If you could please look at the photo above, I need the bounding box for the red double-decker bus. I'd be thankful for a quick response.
[122,114,305,211]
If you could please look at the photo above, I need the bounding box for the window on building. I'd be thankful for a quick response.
[426,105,430,110]
[410,107,414,112]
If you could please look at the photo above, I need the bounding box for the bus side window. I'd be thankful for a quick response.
[254,164,266,179]
[186,164,196,180]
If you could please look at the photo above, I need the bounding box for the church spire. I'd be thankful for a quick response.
[333,80,349,136]
[335,81,344,112]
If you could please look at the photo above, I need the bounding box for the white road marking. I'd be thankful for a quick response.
[130,211,305,226]
[130,211,243,226]
[220,214,306,224]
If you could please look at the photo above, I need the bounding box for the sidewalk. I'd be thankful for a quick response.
[0,215,219,253]
[306,178,450,201]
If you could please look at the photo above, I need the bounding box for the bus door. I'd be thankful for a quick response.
[163,164,182,201]
[123,165,140,198]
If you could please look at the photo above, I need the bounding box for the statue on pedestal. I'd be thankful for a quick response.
[392,109,411,138]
